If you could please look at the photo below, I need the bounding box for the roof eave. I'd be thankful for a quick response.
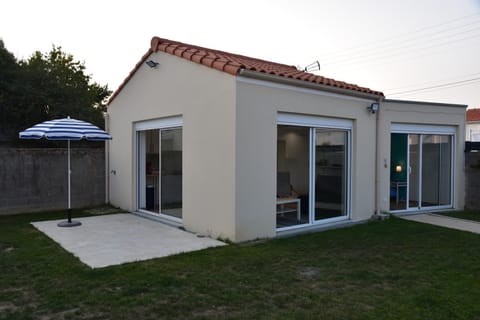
[238,69,384,101]
[107,49,153,106]
[383,98,467,108]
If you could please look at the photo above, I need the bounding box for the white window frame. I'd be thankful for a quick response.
[391,123,455,135]
[134,116,183,131]
[390,123,455,213]
[134,116,183,223]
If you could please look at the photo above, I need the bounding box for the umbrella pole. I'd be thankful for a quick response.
[58,139,80,227]
[68,140,71,223]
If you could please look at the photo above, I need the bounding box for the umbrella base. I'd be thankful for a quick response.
[57,220,82,227]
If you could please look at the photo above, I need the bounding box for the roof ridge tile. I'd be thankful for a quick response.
[467,108,480,121]
[108,36,384,105]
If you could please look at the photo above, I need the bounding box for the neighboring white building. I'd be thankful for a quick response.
[106,36,466,242]
[466,108,480,141]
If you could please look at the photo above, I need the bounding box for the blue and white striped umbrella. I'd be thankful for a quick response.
[19,116,112,227]
[19,116,112,141]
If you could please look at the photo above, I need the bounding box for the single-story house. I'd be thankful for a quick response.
[466,108,480,141]
[106,36,466,242]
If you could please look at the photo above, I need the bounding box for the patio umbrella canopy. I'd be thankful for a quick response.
[19,116,112,227]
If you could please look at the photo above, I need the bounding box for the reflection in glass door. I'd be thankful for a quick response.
[421,135,452,207]
[160,128,183,218]
[314,129,347,221]
[408,134,420,209]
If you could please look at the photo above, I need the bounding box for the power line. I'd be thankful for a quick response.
[320,13,480,61]
[384,72,480,91]
[323,17,480,64]
[327,32,480,70]
[323,20,480,65]
[387,77,480,96]
[325,23,480,67]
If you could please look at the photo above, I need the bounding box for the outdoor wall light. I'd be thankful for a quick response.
[396,165,402,173]
[146,60,159,68]
[367,102,379,114]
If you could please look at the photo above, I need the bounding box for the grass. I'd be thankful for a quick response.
[1,209,480,319]
[434,210,480,222]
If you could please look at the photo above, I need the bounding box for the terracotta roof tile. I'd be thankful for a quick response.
[467,108,480,122]
[108,36,384,105]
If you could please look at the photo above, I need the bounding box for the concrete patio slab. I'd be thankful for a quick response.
[401,213,480,234]
[32,213,225,268]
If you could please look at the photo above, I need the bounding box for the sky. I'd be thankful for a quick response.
[2,0,480,108]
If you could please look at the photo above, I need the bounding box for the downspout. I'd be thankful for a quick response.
[104,112,110,204]
[374,96,385,216]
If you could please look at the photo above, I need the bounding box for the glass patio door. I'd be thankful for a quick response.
[160,128,183,218]
[276,120,350,230]
[137,126,182,220]
[314,129,348,221]
[421,135,452,207]
[408,134,420,209]
[390,132,453,212]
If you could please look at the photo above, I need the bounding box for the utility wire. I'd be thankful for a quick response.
[322,18,480,64]
[384,72,480,91]
[325,24,480,66]
[387,77,480,96]
[311,13,480,101]
[320,13,480,61]
[327,32,480,70]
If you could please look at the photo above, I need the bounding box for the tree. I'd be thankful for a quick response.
[0,42,111,145]
[0,40,22,141]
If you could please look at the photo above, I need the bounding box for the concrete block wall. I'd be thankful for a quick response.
[0,148,105,215]
[4,146,477,215]
[465,151,480,210]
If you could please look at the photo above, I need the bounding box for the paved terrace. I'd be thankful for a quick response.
[32,213,225,268]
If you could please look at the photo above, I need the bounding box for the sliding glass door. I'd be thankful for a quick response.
[409,134,420,209]
[276,119,350,230]
[314,129,348,221]
[390,131,453,212]
[137,125,182,220]
[421,135,452,207]
[160,128,183,218]
[276,126,310,228]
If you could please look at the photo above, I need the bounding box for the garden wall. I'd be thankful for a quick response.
[2,147,479,214]
[0,147,106,215]
[465,151,480,210]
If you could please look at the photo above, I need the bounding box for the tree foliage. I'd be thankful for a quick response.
[0,39,22,141]
[0,41,111,145]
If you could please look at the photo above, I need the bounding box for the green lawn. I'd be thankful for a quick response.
[435,210,480,222]
[1,210,480,319]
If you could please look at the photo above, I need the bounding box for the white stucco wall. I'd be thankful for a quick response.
[107,50,466,243]
[466,122,480,141]
[377,100,466,213]
[234,77,379,241]
[107,51,237,240]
